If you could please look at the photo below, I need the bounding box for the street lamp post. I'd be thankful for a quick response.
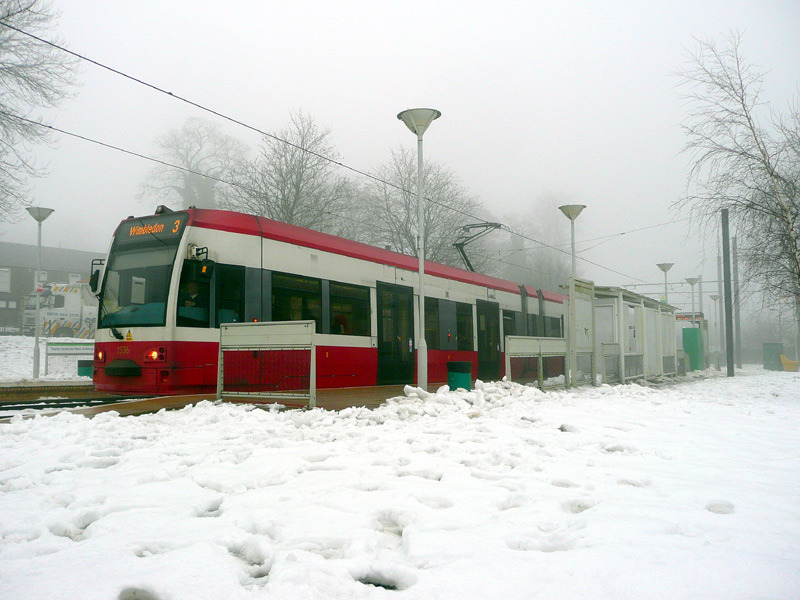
[686,277,700,328]
[656,263,673,304]
[397,108,441,391]
[559,204,586,278]
[709,293,721,370]
[26,206,55,379]
[559,204,586,388]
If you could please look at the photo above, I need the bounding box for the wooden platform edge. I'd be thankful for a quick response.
[1,384,421,422]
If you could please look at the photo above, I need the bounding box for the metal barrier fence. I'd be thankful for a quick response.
[601,343,620,383]
[575,352,594,385]
[504,336,568,389]
[217,320,316,408]
[662,355,677,376]
[44,341,94,376]
[624,353,644,380]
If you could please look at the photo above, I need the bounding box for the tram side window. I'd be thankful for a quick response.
[272,272,322,331]
[456,302,473,351]
[176,263,210,328]
[527,314,539,336]
[425,297,439,350]
[503,310,517,337]
[216,264,245,325]
[329,282,370,336]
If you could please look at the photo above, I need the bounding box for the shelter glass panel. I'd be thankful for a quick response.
[544,316,562,337]
[595,305,614,344]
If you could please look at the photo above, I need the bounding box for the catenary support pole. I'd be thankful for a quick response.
[721,210,735,376]
[732,237,742,368]
[717,252,724,368]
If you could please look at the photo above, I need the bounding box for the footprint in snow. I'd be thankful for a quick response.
[117,587,162,600]
[706,501,735,514]
[414,495,454,510]
[562,498,596,514]
[195,496,224,518]
[551,479,580,488]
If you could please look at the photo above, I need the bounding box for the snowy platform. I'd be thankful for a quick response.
[1,369,798,599]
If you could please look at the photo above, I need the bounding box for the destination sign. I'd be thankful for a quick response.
[116,212,188,247]
[129,222,166,237]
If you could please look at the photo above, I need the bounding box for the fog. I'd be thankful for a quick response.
[1,0,798,318]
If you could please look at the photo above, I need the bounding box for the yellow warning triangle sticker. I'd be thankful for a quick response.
[125,330,133,341]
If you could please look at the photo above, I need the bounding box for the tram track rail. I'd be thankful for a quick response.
[0,395,148,413]
[0,382,100,402]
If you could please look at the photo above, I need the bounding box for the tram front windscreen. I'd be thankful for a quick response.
[98,213,187,329]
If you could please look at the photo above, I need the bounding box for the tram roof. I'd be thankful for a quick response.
[186,209,526,295]
[539,289,565,304]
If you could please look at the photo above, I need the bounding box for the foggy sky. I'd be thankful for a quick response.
[2,0,798,316]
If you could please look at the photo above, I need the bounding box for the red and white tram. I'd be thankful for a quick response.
[91,207,565,395]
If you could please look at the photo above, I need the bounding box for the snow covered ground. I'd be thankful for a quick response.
[1,336,799,599]
[0,335,92,383]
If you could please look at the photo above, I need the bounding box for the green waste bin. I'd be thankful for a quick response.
[762,343,784,371]
[682,328,704,371]
[77,359,93,377]
[446,361,472,391]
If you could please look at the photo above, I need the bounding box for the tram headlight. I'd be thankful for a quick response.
[95,348,105,363]
[144,346,166,362]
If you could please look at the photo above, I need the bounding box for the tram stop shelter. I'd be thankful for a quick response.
[591,286,677,384]
[505,279,678,389]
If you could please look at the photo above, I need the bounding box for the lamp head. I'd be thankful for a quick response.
[656,262,674,273]
[397,108,441,138]
[558,204,586,221]
[685,277,700,286]
[26,206,54,223]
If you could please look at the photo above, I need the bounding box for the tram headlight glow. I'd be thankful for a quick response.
[95,348,105,362]
[144,347,166,362]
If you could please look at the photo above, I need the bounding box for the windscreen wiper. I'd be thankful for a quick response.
[98,295,124,340]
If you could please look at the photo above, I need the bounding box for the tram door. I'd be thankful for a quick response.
[476,299,501,381]
[376,282,414,385]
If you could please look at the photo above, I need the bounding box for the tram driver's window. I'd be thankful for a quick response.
[216,264,244,325]
[176,264,210,328]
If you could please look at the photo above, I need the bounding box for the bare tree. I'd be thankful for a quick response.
[677,33,799,307]
[139,118,248,209]
[494,196,573,291]
[359,146,486,268]
[0,0,77,221]
[221,111,349,230]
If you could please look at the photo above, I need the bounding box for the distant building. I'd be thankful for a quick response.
[0,241,103,333]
